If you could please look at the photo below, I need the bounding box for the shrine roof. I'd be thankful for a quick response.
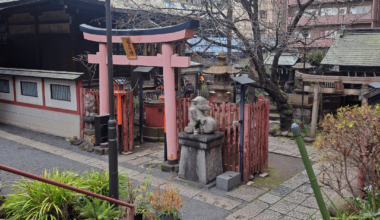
[321,28,380,67]
[80,20,199,36]
[0,68,83,81]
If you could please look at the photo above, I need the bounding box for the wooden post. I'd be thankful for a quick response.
[361,84,369,106]
[310,83,320,138]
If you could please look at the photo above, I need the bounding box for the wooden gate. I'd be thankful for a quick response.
[79,88,134,152]
[176,95,270,182]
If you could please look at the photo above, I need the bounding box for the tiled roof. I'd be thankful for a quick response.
[321,29,380,66]
[264,52,299,66]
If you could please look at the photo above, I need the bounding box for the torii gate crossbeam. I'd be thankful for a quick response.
[80,20,199,164]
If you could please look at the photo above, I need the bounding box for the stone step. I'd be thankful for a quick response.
[269,113,280,121]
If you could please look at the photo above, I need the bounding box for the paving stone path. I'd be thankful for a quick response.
[0,125,329,220]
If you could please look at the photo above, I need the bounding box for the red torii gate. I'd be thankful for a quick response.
[80,20,199,164]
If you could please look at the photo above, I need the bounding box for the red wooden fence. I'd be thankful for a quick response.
[176,95,270,182]
[79,88,134,152]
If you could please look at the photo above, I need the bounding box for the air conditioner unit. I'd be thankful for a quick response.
[339,7,347,15]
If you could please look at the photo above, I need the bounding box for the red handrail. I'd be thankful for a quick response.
[0,164,134,219]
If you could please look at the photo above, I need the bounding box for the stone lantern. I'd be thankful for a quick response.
[203,51,241,103]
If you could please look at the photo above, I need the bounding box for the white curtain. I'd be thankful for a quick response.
[0,79,10,93]
[51,84,71,101]
[21,81,38,97]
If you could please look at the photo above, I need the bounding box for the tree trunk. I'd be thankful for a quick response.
[249,57,293,131]
[227,4,233,63]
[247,60,256,103]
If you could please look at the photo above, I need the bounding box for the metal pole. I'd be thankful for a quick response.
[291,124,330,220]
[239,85,245,181]
[139,72,143,144]
[105,0,118,204]
[233,84,237,103]
[301,37,306,122]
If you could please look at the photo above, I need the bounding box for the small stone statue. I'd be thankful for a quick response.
[184,96,217,134]
[85,94,97,117]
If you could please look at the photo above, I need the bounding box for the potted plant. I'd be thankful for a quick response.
[124,169,153,220]
[149,182,186,220]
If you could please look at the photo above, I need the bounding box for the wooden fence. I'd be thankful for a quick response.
[79,88,134,152]
[176,95,270,182]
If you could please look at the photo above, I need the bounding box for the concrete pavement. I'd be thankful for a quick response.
[0,124,328,220]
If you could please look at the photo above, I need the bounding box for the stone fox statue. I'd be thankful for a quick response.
[85,94,97,117]
[184,96,217,134]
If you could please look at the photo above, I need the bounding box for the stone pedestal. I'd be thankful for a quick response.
[83,116,95,144]
[178,131,224,185]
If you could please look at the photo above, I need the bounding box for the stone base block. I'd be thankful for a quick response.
[161,161,179,173]
[175,176,216,189]
[178,132,224,185]
[216,171,241,191]
[94,146,104,155]
[303,137,316,143]
[103,147,109,155]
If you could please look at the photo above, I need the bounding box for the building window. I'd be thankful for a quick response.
[350,5,371,14]
[294,29,311,39]
[320,30,337,38]
[0,79,10,93]
[21,81,38,97]
[304,9,318,17]
[321,8,338,16]
[260,10,267,19]
[295,9,318,17]
[51,84,71,101]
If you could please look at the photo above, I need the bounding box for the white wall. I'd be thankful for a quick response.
[0,103,80,137]
[15,77,43,106]
[0,76,14,101]
[44,79,77,111]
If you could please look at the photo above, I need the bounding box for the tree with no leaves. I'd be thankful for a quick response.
[107,0,372,131]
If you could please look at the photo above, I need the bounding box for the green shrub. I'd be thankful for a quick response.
[1,169,133,220]
[301,123,311,137]
[124,168,153,217]
[1,169,86,220]
[78,198,121,220]
[81,169,130,201]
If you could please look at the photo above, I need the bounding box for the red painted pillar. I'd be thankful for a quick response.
[162,43,178,164]
[99,43,109,115]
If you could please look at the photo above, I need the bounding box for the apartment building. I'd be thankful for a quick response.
[287,0,380,50]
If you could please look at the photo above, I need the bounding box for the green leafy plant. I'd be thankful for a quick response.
[314,104,380,212]
[345,188,380,219]
[301,123,311,137]
[81,169,129,200]
[307,51,326,75]
[124,168,153,217]
[1,168,87,220]
[307,51,325,64]
[133,98,139,108]
[78,198,121,220]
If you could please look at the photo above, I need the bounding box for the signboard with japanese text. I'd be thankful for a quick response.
[121,37,137,60]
